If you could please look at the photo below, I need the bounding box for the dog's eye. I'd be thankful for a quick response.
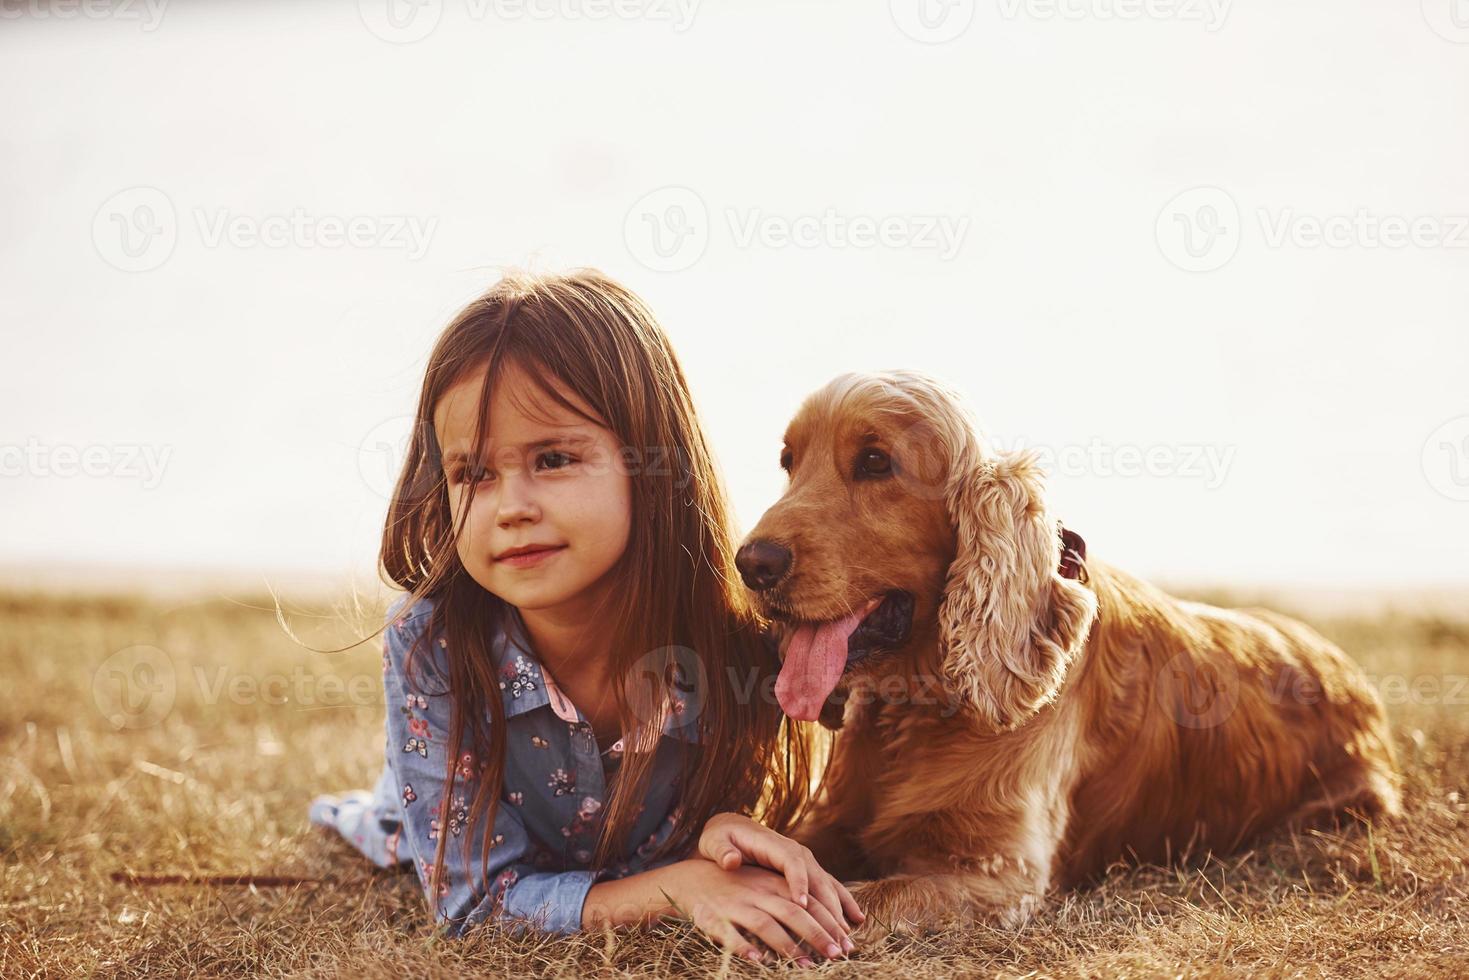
[779,449,793,472]
[856,448,892,479]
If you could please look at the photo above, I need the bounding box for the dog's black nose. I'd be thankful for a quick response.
[735,540,791,592]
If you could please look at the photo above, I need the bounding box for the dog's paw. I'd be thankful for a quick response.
[846,880,928,946]
[844,875,1041,946]
[996,892,1039,930]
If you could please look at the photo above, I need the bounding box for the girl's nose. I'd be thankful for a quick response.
[495,473,541,526]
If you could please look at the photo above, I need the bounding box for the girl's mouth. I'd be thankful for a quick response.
[494,545,567,568]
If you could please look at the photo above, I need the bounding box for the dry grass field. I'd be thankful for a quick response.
[2,583,1466,978]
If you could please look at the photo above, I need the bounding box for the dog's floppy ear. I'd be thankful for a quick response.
[938,449,1097,731]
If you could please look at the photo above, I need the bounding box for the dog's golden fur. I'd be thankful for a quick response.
[742,371,1402,937]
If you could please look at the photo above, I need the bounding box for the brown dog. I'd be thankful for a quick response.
[735,371,1402,937]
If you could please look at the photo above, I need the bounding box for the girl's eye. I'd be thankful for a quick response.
[450,451,575,484]
[855,448,892,479]
[455,466,493,486]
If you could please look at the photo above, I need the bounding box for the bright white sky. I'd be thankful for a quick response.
[2,1,1466,590]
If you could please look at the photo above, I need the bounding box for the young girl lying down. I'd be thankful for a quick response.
[309,270,861,966]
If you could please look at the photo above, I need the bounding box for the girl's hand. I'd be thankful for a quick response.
[697,813,864,936]
[666,858,853,965]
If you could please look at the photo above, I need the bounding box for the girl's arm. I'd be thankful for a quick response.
[580,857,689,927]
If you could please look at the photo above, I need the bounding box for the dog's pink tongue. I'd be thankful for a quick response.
[774,606,870,721]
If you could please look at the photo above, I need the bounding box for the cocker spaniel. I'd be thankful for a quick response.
[735,371,1402,938]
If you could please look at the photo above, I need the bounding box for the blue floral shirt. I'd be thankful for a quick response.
[309,593,702,936]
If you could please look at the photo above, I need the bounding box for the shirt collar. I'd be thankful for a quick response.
[495,609,700,744]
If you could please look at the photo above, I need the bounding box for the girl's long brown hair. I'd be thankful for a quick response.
[380,269,817,912]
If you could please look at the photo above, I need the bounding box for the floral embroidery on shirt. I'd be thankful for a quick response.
[490,867,518,911]
[508,791,524,806]
[530,735,549,749]
[400,697,431,752]
[456,751,479,780]
[401,783,417,807]
[420,858,450,899]
[429,795,469,840]
[548,768,575,796]
[449,795,468,836]
[499,655,539,699]
[561,795,603,840]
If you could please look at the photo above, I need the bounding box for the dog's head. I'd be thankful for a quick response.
[737,371,1097,731]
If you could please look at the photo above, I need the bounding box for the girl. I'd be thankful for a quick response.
[309,270,862,964]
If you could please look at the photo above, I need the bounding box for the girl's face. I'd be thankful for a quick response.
[433,360,632,616]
